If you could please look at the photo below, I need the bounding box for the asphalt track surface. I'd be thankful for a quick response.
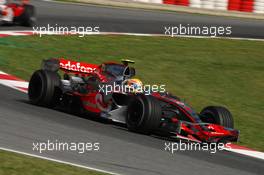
[0,0,264,39]
[0,85,264,175]
[0,1,264,175]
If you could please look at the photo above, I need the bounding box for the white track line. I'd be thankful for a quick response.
[0,71,8,75]
[0,147,120,175]
[0,31,31,36]
[0,80,28,93]
[224,148,264,160]
[0,79,28,87]
[0,30,264,42]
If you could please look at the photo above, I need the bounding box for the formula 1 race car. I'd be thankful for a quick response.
[0,0,36,27]
[28,58,239,143]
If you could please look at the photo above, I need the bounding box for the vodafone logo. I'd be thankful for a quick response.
[59,60,97,73]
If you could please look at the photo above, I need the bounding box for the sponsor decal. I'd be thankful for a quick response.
[59,59,98,73]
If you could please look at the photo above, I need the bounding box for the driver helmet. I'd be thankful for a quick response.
[123,78,143,93]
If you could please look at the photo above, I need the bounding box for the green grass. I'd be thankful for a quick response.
[0,35,263,151]
[0,150,109,175]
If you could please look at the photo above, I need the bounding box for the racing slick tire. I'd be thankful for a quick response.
[126,95,162,134]
[28,70,61,107]
[200,106,234,128]
[20,4,36,27]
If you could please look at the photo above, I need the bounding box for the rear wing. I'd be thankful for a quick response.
[41,58,98,74]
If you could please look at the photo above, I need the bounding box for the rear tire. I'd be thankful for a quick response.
[28,70,61,107]
[200,106,234,128]
[126,95,162,134]
[20,5,36,27]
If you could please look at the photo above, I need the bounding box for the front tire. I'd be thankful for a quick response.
[200,106,234,128]
[126,95,162,134]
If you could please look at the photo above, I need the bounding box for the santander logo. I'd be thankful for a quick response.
[59,59,98,73]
